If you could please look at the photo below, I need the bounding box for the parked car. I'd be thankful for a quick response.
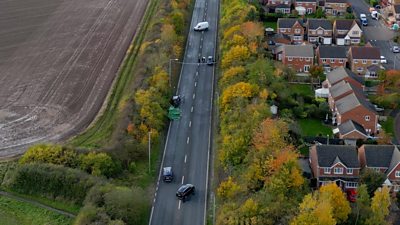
[371,11,379,20]
[380,55,387,64]
[360,14,368,26]
[207,56,214,65]
[347,189,357,203]
[176,184,195,202]
[392,46,400,53]
[162,167,173,182]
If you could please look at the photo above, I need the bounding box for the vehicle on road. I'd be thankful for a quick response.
[392,46,400,53]
[371,11,379,20]
[162,167,173,182]
[176,184,195,202]
[170,95,182,108]
[360,14,368,26]
[207,56,214,65]
[194,22,209,31]
[380,55,387,64]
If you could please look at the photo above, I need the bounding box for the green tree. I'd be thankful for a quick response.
[80,152,119,177]
[170,12,184,35]
[309,65,324,83]
[366,186,391,225]
[355,184,371,224]
[246,59,274,86]
[360,168,386,196]
[314,8,326,18]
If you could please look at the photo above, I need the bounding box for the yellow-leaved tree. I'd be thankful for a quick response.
[221,45,250,69]
[319,183,351,224]
[366,186,391,225]
[291,193,336,225]
[217,176,241,200]
[220,82,258,111]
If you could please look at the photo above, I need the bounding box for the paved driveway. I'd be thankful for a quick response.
[348,0,399,69]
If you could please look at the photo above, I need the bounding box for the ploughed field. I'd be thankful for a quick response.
[0,0,148,157]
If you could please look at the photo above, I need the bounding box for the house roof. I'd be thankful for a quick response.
[283,44,314,57]
[334,19,355,30]
[326,67,364,85]
[329,80,364,99]
[326,0,348,3]
[316,145,360,168]
[278,18,304,28]
[335,92,375,114]
[363,145,399,169]
[318,46,347,59]
[276,3,291,8]
[308,19,333,30]
[388,146,400,174]
[394,5,400,14]
[338,120,368,137]
[350,46,380,60]
[271,33,292,44]
[296,0,316,2]
[367,64,381,72]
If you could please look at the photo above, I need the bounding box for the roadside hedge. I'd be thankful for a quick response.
[2,163,101,205]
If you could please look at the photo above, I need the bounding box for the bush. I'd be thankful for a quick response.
[2,163,100,205]
[79,152,121,178]
[19,144,78,168]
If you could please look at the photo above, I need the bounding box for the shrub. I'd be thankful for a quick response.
[19,144,78,167]
[79,152,121,178]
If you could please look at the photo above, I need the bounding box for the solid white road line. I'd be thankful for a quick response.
[181,176,185,184]
[178,200,182,210]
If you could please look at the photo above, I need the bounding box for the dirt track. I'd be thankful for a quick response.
[0,0,148,157]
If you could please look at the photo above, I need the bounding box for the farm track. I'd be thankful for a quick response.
[0,0,149,157]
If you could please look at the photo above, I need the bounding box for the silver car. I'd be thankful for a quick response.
[392,46,399,53]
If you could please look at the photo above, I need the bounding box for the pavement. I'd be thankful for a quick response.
[0,0,148,157]
[348,0,400,69]
[148,0,218,224]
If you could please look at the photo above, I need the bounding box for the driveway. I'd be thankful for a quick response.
[348,0,399,69]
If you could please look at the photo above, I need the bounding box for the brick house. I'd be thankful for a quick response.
[333,92,378,134]
[276,44,314,73]
[328,79,364,110]
[316,45,347,73]
[307,19,333,44]
[358,145,400,192]
[336,120,369,140]
[348,45,381,76]
[264,0,293,13]
[294,0,317,14]
[324,0,349,16]
[333,19,362,45]
[310,145,360,190]
[324,67,364,90]
[277,18,305,44]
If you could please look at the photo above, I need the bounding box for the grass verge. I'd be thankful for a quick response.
[298,118,332,137]
[0,195,73,225]
[69,0,159,148]
[381,116,395,136]
[289,83,314,96]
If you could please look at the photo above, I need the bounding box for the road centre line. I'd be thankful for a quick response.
[189,121,192,127]
[178,201,181,210]
[195,82,197,87]
[187,137,190,144]
[196,71,198,76]
[191,106,193,112]
[181,176,185,184]
[193,93,195,99]
[184,155,187,163]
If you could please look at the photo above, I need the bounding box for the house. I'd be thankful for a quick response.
[324,0,349,16]
[333,19,362,45]
[310,145,360,190]
[275,4,292,14]
[358,145,400,192]
[277,44,314,73]
[324,67,364,90]
[336,120,369,141]
[348,45,381,76]
[294,0,317,14]
[316,46,347,73]
[264,0,293,13]
[333,92,378,134]
[393,4,400,21]
[365,65,382,79]
[277,18,305,44]
[307,19,333,44]
[328,79,364,110]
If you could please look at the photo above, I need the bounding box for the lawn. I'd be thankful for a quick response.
[0,196,73,225]
[381,116,395,136]
[298,119,332,137]
[263,21,277,30]
[289,84,314,96]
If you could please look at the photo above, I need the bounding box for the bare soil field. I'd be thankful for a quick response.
[0,0,148,157]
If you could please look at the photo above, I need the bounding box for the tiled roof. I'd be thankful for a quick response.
[338,120,367,137]
[276,3,291,8]
[278,18,304,28]
[318,46,347,58]
[316,145,360,168]
[296,0,317,2]
[394,4,400,14]
[308,19,332,30]
[326,67,364,85]
[350,46,380,60]
[326,0,348,3]
[335,19,354,30]
[335,92,375,114]
[283,44,314,57]
[363,145,399,169]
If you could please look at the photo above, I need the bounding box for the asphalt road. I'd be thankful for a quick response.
[348,0,399,69]
[148,0,218,224]
[0,0,148,157]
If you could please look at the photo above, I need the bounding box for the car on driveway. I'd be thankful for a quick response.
[176,184,195,202]
[162,167,173,182]
[380,56,387,64]
[392,46,400,53]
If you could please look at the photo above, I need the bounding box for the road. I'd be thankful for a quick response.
[348,0,399,69]
[0,0,148,157]
[148,0,218,224]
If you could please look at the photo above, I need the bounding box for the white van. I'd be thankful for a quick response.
[194,22,209,31]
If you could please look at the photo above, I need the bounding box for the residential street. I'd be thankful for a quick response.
[348,0,399,69]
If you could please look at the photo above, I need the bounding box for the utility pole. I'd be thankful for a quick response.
[148,131,151,174]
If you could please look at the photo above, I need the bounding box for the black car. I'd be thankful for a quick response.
[163,167,173,182]
[170,95,181,108]
[176,184,195,202]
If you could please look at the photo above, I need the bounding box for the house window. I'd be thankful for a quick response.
[372,60,378,64]
[330,59,335,63]
[306,57,310,61]
[304,65,310,72]
[322,58,327,63]
[295,29,301,33]
[307,8,313,14]
[357,67,363,72]
[346,168,353,174]
[394,185,400,192]
[362,59,367,64]
[339,59,344,63]
[300,57,304,61]
[341,3,345,7]
[284,8,290,13]
[334,167,344,174]
[284,0,288,4]
[354,60,358,64]
[345,182,358,188]
[317,30,323,35]
[288,57,293,61]
[353,31,359,35]
[280,28,286,32]
[324,168,331,174]
[373,168,380,172]
[396,170,400,178]
[365,115,370,121]
[324,31,329,35]
[312,30,316,34]
[294,36,302,40]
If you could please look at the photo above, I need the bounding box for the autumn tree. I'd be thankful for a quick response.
[161,23,177,50]
[220,82,258,111]
[309,65,324,82]
[19,144,78,168]
[220,66,246,88]
[217,177,241,200]
[80,152,120,177]
[366,186,391,225]
[319,183,351,223]
[355,184,371,224]
[291,193,336,225]
[221,45,250,69]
